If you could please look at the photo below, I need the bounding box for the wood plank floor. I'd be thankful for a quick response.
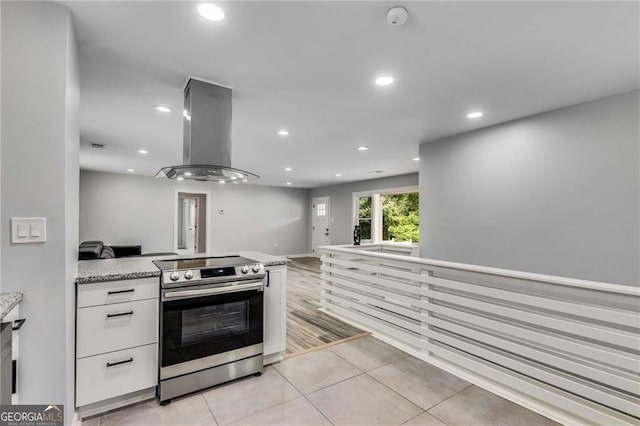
[285,257,366,355]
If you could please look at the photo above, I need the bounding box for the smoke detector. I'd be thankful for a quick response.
[386,7,408,26]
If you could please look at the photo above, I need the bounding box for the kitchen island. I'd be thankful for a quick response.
[74,251,288,419]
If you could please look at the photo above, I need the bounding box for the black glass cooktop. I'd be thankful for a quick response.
[153,256,257,271]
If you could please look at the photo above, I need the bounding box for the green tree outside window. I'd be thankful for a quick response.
[382,193,419,242]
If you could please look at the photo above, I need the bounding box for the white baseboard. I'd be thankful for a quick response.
[263,352,283,365]
[77,387,156,420]
[286,253,313,258]
[71,410,80,426]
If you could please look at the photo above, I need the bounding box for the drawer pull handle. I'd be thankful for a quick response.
[106,311,134,318]
[107,289,135,295]
[12,319,26,331]
[106,358,133,368]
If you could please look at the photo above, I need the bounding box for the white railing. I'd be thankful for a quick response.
[319,245,640,426]
[341,242,421,257]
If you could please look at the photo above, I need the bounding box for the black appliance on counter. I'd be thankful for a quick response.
[154,256,265,404]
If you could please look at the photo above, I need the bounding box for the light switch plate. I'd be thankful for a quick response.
[11,217,47,244]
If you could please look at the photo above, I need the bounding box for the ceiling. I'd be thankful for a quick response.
[65,1,639,188]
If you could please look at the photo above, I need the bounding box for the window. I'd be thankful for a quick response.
[353,187,418,243]
[382,193,419,242]
[357,196,372,240]
[316,202,327,217]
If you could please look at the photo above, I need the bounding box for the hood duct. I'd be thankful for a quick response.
[156,78,259,183]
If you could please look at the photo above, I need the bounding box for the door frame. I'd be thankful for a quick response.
[311,196,331,256]
[174,189,212,255]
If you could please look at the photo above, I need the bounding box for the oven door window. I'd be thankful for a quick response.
[162,289,263,368]
[181,301,248,345]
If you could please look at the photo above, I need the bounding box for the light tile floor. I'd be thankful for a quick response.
[83,336,559,426]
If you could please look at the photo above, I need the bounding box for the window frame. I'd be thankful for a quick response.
[352,186,419,244]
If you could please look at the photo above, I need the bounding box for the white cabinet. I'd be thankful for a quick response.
[76,344,157,407]
[3,305,22,405]
[76,298,158,358]
[263,265,287,358]
[76,277,159,412]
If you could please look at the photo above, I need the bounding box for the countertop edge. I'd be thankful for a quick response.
[0,292,24,321]
[76,258,288,285]
[75,271,161,285]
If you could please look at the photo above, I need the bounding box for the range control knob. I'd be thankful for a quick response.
[252,264,261,273]
[240,265,249,274]
[184,270,194,280]
[169,271,180,281]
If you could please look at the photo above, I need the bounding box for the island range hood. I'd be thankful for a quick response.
[156,78,259,182]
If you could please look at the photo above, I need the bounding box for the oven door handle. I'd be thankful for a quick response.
[163,281,264,299]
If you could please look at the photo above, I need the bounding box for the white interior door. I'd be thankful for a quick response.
[311,197,330,256]
[184,198,198,254]
[175,190,210,256]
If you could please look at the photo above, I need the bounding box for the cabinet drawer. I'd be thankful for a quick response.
[76,344,157,407]
[77,299,158,358]
[77,277,159,308]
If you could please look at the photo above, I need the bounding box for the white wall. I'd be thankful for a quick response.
[1,1,79,420]
[419,91,639,286]
[80,171,310,256]
[64,16,80,421]
[309,173,419,250]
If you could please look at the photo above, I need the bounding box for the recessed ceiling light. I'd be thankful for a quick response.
[242,179,248,183]
[184,172,193,176]
[230,176,237,180]
[284,167,292,172]
[138,149,149,155]
[177,177,184,181]
[286,182,292,185]
[413,157,420,161]
[357,145,369,151]
[336,173,342,177]
[278,129,290,136]
[198,3,225,21]
[127,168,135,173]
[467,111,483,118]
[155,105,172,113]
[375,76,394,86]
[219,180,226,184]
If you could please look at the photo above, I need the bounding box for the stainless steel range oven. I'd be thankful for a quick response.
[154,256,266,404]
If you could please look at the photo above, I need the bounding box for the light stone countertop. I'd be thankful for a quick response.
[0,292,23,321]
[76,251,288,284]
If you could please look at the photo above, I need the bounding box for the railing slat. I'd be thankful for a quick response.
[427,275,639,328]
[425,287,639,350]
[322,256,426,282]
[428,316,639,395]
[427,301,639,372]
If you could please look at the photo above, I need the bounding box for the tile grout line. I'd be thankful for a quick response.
[301,394,336,426]
[423,383,475,425]
[201,393,221,426]
[270,363,336,426]
[399,411,427,426]
[328,345,411,374]
[364,371,426,414]
[274,348,366,396]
